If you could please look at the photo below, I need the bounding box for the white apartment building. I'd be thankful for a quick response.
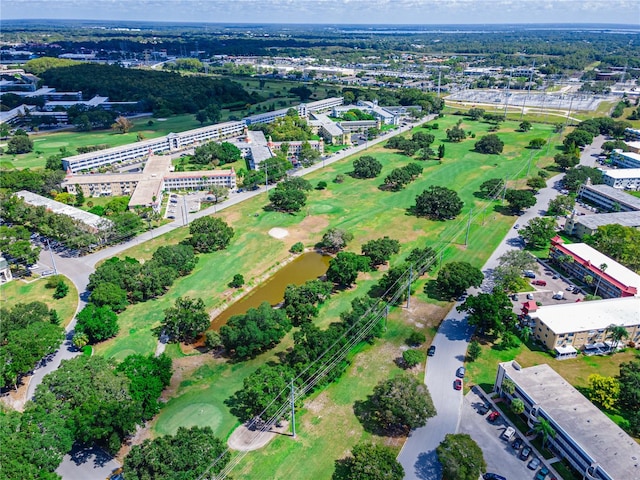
[602,168,640,190]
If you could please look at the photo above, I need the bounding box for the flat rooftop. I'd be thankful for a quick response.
[561,242,640,290]
[603,168,640,179]
[16,190,110,230]
[533,297,640,334]
[614,149,640,161]
[582,184,640,210]
[576,211,640,230]
[500,360,640,480]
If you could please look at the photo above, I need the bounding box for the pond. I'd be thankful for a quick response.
[210,251,331,330]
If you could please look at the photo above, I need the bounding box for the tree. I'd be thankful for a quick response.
[547,194,575,217]
[520,217,557,249]
[53,281,69,299]
[519,120,532,132]
[89,281,129,311]
[526,176,547,193]
[220,302,291,359]
[326,252,370,287]
[474,134,504,154]
[75,304,119,344]
[159,296,210,343]
[528,137,546,149]
[619,361,640,412]
[533,417,556,449]
[563,166,603,192]
[333,442,404,480]
[352,155,382,179]
[361,236,400,267]
[505,189,536,213]
[502,378,516,395]
[195,109,208,125]
[124,426,229,480]
[446,125,466,142]
[588,374,620,410]
[319,228,353,253]
[511,398,525,415]
[367,375,436,435]
[7,133,34,154]
[283,279,333,326]
[289,85,313,101]
[74,185,85,206]
[492,249,538,291]
[111,116,133,134]
[478,178,505,199]
[434,262,484,300]
[563,129,593,150]
[467,339,482,362]
[402,349,426,368]
[585,224,640,273]
[229,273,244,288]
[554,152,580,170]
[187,216,234,253]
[414,186,463,220]
[406,331,426,347]
[607,324,629,350]
[438,144,445,159]
[299,141,321,166]
[467,108,485,120]
[436,434,486,480]
[152,244,198,276]
[116,353,172,420]
[458,291,516,336]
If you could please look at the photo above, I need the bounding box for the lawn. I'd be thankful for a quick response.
[3,114,202,170]
[92,114,564,476]
[0,275,79,328]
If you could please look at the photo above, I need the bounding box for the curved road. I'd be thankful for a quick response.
[397,135,605,479]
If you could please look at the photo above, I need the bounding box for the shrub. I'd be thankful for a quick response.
[406,331,426,346]
[290,241,304,254]
[403,349,426,368]
[229,274,244,288]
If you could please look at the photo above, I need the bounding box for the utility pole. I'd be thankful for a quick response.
[290,379,296,438]
[464,208,473,246]
[46,238,58,275]
[406,265,413,309]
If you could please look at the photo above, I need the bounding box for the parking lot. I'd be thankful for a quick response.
[461,387,560,480]
[510,264,584,312]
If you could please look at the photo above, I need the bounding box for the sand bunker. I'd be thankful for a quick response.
[268,227,289,239]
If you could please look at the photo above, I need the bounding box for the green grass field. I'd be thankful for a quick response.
[0,275,79,328]
[88,114,567,478]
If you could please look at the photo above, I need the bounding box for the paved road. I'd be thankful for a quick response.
[30,116,429,480]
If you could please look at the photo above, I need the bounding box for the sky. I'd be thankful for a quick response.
[2,0,639,25]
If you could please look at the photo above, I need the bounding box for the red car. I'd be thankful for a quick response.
[454,378,462,390]
[488,411,501,422]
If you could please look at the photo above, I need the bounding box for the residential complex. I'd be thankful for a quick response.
[602,168,640,190]
[495,361,640,480]
[611,149,640,169]
[549,236,639,299]
[577,183,640,213]
[528,297,640,355]
[625,127,640,142]
[16,190,112,232]
[564,210,640,238]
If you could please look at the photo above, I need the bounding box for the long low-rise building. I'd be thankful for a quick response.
[602,168,640,190]
[16,190,111,232]
[611,148,640,169]
[549,236,639,299]
[577,183,640,213]
[529,297,640,354]
[495,360,640,480]
[564,210,640,238]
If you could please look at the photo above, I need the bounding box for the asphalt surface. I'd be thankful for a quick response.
[30,116,430,480]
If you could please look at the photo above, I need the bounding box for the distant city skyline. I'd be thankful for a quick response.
[3,0,639,26]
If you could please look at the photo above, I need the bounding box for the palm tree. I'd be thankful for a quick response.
[607,324,629,350]
[520,325,533,344]
[583,274,594,291]
[502,378,516,396]
[511,398,525,415]
[594,263,608,297]
[533,417,556,449]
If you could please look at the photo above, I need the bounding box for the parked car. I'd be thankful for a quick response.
[502,426,515,440]
[483,474,507,480]
[454,378,462,390]
[528,457,541,470]
[527,293,534,300]
[566,285,574,291]
[523,270,536,278]
[456,366,466,378]
[535,466,550,480]
[478,402,491,415]
[488,411,501,422]
[427,345,436,356]
[532,280,547,286]
[514,224,520,229]
[520,446,532,460]
[511,293,519,301]
[512,437,523,450]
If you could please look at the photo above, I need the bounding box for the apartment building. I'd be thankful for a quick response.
[610,149,640,169]
[564,211,640,239]
[495,361,640,480]
[549,236,639,299]
[577,183,640,213]
[602,168,640,190]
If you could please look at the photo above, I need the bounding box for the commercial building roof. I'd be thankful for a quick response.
[615,150,640,161]
[500,360,640,480]
[533,297,640,334]
[603,168,640,179]
[575,211,640,230]
[559,242,640,291]
[16,190,110,231]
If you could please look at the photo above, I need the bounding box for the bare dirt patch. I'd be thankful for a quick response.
[284,215,330,247]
